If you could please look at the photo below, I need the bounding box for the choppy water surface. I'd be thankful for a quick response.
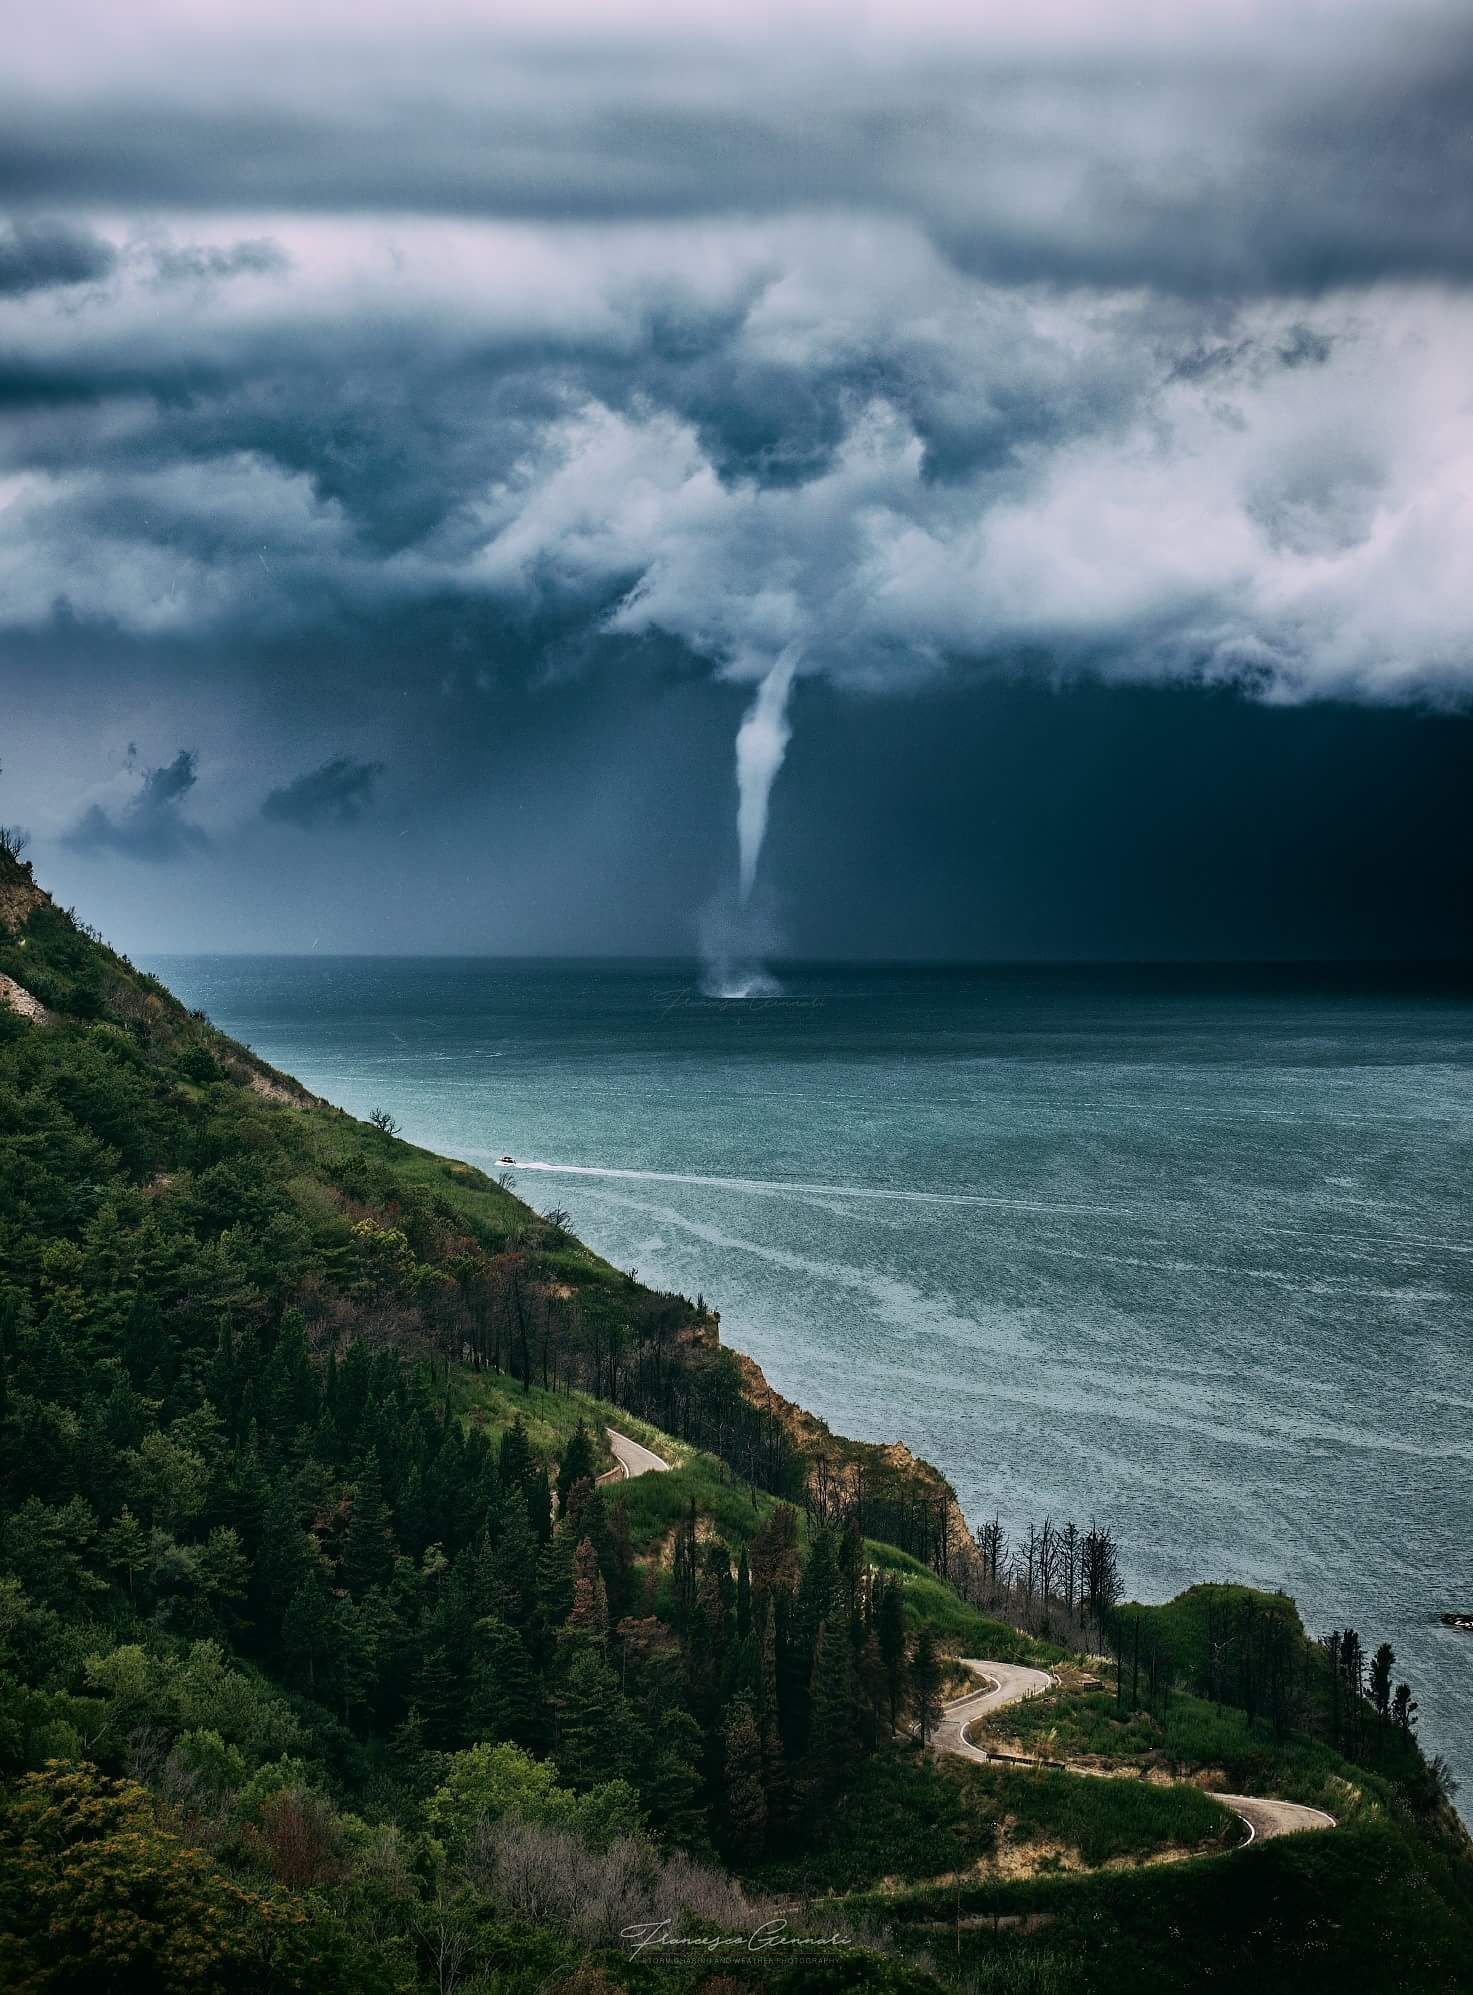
[149,956,1473,1792]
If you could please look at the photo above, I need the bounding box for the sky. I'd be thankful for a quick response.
[1,0,1470,959]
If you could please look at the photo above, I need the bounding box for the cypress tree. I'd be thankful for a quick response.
[759,1613,790,1837]
[912,1627,943,1748]
[802,1617,855,1809]
[722,1695,768,1861]
[858,1626,887,1748]
[877,1578,908,1732]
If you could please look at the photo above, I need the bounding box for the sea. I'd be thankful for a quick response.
[146,955,1473,1798]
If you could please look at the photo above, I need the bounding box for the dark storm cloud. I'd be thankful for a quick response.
[0,3,1465,302]
[3,10,1473,297]
[261,755,384,828]
[1,0,1472,944]
[0,217,115,295]
[0,226,1467,705]
[63,750,207,862]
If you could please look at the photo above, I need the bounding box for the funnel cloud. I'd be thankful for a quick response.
[735,649,800,904]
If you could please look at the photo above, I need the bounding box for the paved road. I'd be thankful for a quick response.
[938,1659,1055,1763]
[1215,1793,1337,1842]
[938,1660,1335,1846]
[602,1426,671,1480]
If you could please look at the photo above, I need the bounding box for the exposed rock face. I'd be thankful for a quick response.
[729,1345,981,1590]
[245,1067,305,1105]
[0,972,51,1025]
[0,874,45,937]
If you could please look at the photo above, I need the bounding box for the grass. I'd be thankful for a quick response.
[306,1113,542,1253]
[449,1368,695,1482]
[866,1544,1064,1667]
[752,1748,987,1894]
[842,1815,1473,1995]
[960,1761,1236,1867]
[992,1685,1380,1815]
[747,1747,1232,1901]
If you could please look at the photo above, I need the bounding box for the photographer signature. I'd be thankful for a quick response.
[621,1917,853,1958]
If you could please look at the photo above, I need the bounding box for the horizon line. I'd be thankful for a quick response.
[135,949,1473,970]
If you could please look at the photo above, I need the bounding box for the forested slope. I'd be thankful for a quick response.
[0,848,1469,1995]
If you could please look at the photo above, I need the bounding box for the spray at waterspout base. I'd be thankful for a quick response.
[696,895,784,999]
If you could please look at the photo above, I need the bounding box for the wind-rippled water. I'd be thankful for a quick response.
[148,956,1473,1796]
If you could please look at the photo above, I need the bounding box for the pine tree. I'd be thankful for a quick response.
[256,1475,316,1626]
[342,1586,399,1721]
[498,1415,530,1492]
[641,1706,709,1852]
[556,1647,629,1790]
[524,1457,553,1544]
[0,1299,10,1429]
[1393,1681,1418,1740]
[467,1614,542,1747]
[536,1527,576,1629]
[750,1503,801,1601]
[342,1452,397,1595]
[413,1643,463,1748]
[722,1695,767,1860]
[793,1527,837,1699]
[606,1494,635,1622]
[282,1575,337,1696]
[568,1536,609,1644]
[102,1505,149,1596]
[490,1495,539,1628]
[857,1626,887,1748]
[556,1420,596,1513]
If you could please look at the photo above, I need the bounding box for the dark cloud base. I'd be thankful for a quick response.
[262,755,385,829]
[62,749,206,863]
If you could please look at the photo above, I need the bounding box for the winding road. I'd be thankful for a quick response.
[939,1660,1056,1765]
[601,1425,672,1481]
[939,1659,1336,1845]
[1213,1793,1337,1842]
[586,1441,1334,1852]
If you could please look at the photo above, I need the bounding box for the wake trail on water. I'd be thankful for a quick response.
[471,1152,1473,1267]
[467,1151,1122,1217]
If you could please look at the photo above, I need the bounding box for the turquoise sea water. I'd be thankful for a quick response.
[148,956,1473,1793]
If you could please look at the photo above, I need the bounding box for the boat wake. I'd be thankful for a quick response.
[468,1152,1121,1217]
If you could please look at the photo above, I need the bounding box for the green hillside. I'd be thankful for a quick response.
[0,848,1469,1993]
